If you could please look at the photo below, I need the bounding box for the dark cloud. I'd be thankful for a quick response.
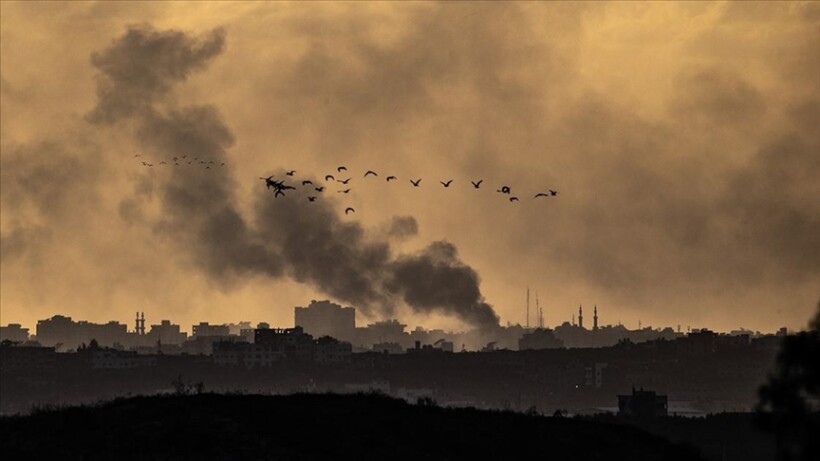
[89,24,501,330]
[88,26,225,123]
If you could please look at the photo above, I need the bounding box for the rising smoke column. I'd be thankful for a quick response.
[89,25,500,330]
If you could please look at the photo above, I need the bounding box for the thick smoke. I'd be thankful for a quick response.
[89,25,499,330]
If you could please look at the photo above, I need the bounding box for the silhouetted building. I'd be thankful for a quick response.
[618,388,668,418]
[0,342,56,370]
[295,300,356,342]
[314,336,352,365]
[89,348,157,369]
[357,319,407,348]
[372,342,404,354]
[147,320,187,345]
[213,341,285,368]
[0,324,30,342]
[192,322,230,338]
[255,326,315,362]
[518,328,564,350]
[35,315,130,350]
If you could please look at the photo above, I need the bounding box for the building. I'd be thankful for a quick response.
[212,341,285,368]
[147,320,187,345]
[0,342,56,370]
[192,322,230,338]
[295,300,356,342]
[255,326,315,362]
[314,336,352,365]
[372,342,404,354]
[518,328,564,350]
[0,324,30,342]
[89,348,157,369]
[617,388,668,418]
[35,315,130,350]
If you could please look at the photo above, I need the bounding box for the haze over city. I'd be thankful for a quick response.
[2,2,819,336]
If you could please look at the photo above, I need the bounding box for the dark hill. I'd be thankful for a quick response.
[0,393,701,460]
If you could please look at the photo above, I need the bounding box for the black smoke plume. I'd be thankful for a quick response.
[90,25,499,330]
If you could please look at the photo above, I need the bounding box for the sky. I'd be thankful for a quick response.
[1,2,818,334]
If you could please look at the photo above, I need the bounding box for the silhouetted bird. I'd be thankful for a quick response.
[315,186,325,192]
[275,190,285,198]
[338,178,352,184]
[182,155,187,159]
[510,196,519,202]
[134,154,140,157]
[172,156,178,161]
[498,186,511,194]
[471,180,483,189]
[386,176,397,182]
[364,170,378,177]
[325,175,335,181]
[337,166,347,172]
[160,161,167,164]
[175,163,179,166]
[534,193,549,198]
[338,189,351,194]
[410,179,422,187]
[220,163,225,166]
[260,176,276,189]
[286,170,296,176]
[440,180,453,187]
[345,207,355,215]
[188,161,192,164]
[549,189,559,196]
[205,166,211,169]
[308,196,317,202]
[302,180,313,186]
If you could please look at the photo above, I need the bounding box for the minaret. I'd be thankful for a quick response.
[578,305,584,329]
[593,305,599,330]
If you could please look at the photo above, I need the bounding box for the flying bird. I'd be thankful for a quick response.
[302,180,313,186]
[364,170,378,177]
[286,170,296,176]
[549,189,559,196]
[338,189,351,194]
[410,179,422,187]
[275,190,285,198]
[337,166,347,172]
[315,186,325,192]
[220,163,225,166]
[498,186,511,194]
[134,154,140,158]
[308,196,317,202]
[509,197,519,202]
[440,180,453,187]
[471,180,483,189]
[345,207,355,215]
[386,176,397,182]
[205,166,210,169]
[325,174,335,181]
[534,193,549,198]
[338,178,352,184]
[160,161,167,164]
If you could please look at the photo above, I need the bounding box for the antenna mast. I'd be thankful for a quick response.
[526,287,530,329]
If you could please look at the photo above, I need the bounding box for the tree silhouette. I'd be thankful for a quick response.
[756,301,820,461]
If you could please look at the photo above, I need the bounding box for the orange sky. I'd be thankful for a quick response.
[2,2,818,334]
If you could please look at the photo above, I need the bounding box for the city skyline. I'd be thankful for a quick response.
[2,2,819,338]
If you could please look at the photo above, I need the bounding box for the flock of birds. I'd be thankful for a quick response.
[134,154,225,169]
[133,156,559,216]
[259,166,559,215]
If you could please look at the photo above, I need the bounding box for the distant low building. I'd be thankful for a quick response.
[0,342,56,371]
[212,341,285,368]
[89,348,157,369]
[372,342,404,354]
[314,336,352,365]
[147,320,187,345]
[518,328,564,350]
[617,388,668,418]
[295,300,356,342]
[0,324,30,343]
[192,322,230,338]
